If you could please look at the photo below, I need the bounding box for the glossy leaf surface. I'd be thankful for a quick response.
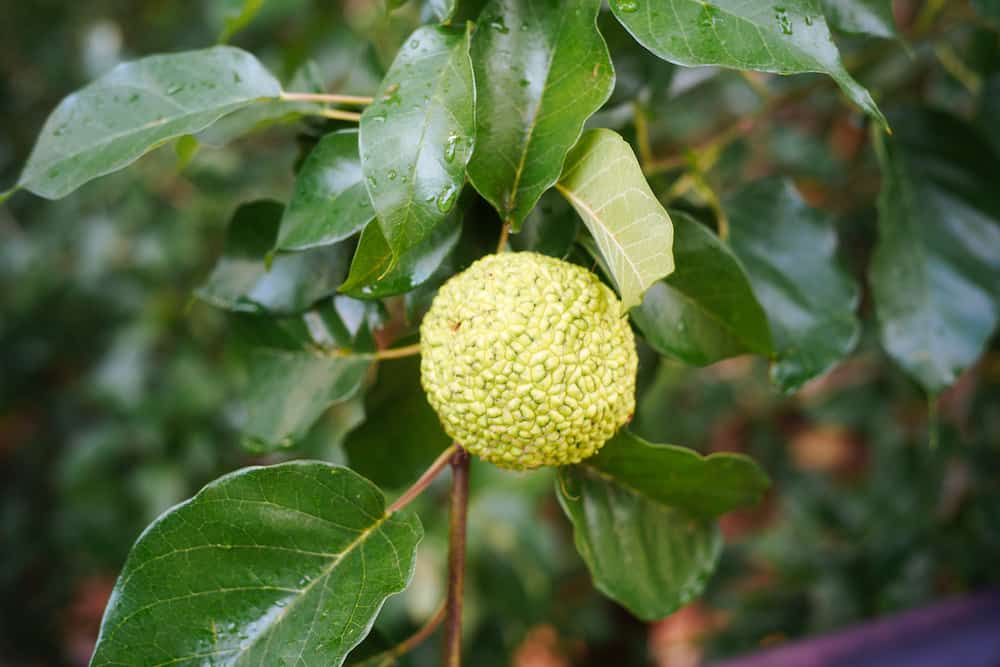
[871,110,1000,393]
[726,179,860,392]
[91,462,422,667]
[277,130,375,251]
[359,25,475,258]
[608,0,887,129]
[467,0,614,228]
[19,47,281,198]
[557,466,722,621]
[631,211,772,366]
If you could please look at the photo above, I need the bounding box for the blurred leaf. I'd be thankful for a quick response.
[509,190,580,258]
[871,109,1000,394]
[467,0,614,229]
[344,356,451,489]
[91,462,422,667]
[339,205,462,299]
[18,46,281,199]
[726,179,860,392]
[556,465,722,621]
[197,201,350,314]
[424,0,459,23]
[972,0,1000,25]
[608,0,887,129]
[360,25,475,258]
[631,211,772,366]
[277,130,375,251]
[219,0,265,43]
[819,0,897,38]
[583,430,770,517]
[557,128,674,311]
[242,349,370,451]
[979,75,1000,154]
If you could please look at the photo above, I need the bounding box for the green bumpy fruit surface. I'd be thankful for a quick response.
[420,251,637,470]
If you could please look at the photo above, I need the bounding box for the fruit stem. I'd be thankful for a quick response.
[386,444,457,516]
[443,446,470,667]
[496,222,510,253]
[373,343,422,361]
[311,108,362,122]
[279,91,374,106]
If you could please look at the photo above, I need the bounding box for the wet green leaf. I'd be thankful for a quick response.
[609,0,887,129]
[632,211,772,366]
[19,47,281,199]
[557,465,722,621]
[726,179,860,392]
[359,25,475,258]
[91,462,422,667]
[277,130,375,251]
[467,0,614,228]
[871,109,1000,394]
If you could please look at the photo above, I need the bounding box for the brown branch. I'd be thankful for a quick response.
[366,600,447,667]
[443,446,470,667]
[386,444,458,516]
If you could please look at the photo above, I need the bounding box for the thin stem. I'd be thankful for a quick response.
[374,343,422,361]
[496,222,510,253]
[386,444,458,516]
[443,447,470,667]
[632,102,653,171]
[280,91,374,106]
[367,600,447,667]
[312,108,362,122]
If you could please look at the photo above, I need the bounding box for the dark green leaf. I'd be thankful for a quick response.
[19,46,281,199]
[726,179,860,392]
[557,128,674,311]
[509,190,581,259]
[979,76,1000,155]
[196,201,350,314]
[467,0,614,228]
[609,0,887,129]
[819,0,898,38]
[339,203,462,299]
[359,25,475,258]
[871,109,1000,394]
[242,350,370,451]
[277,130,375,251]
[219,0,265,43]
[632,211,772,366]
[973,0,1000,24]
[583,430,769,517]
[344,356,451,489]
[91,462,422,667]
[556,465,722,621]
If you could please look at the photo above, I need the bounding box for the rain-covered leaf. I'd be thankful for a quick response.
[196,201,350,314]
[90,462,422,667]
[339,205,462,299]
[557,128,674,311]
[344,356,451,489]
[726,179,860,392]
[359,25,475,259]
[819,0,898,37]
[277,130,375,251]
[467,0,614,229]
[608,0,887,129]
[556,465,722,621]
[18,46,281,199]
[871,109,1000,394]
[631,211,772,366]
[583,430,769,517]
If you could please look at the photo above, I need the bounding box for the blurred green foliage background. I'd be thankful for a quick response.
[2,1,999,665]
